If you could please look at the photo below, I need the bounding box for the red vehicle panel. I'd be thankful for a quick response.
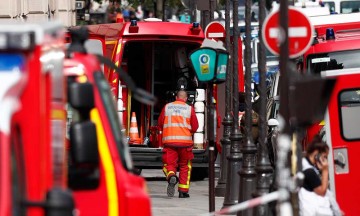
[0,22,73,216]
[64,38,151,215]
[301,16,360,145]
[323,69,360,215]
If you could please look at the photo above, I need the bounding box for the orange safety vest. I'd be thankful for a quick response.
[162,101,193,146]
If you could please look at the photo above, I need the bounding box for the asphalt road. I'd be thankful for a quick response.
[142,169,225,216]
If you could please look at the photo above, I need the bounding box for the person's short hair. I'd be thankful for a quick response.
[306,135,329,155]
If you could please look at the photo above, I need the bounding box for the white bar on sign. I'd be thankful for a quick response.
[269,28,279,38]
[289,27,307,37]
[208,32,224,38]
[269,27,307,38]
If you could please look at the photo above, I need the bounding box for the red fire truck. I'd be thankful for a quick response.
[64,27,152,216]
[321,68,360,215]
[76,20,216,180]
[299,13,360,144]
[0,21,90,216]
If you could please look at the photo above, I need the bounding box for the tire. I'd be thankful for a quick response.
[191,167,208,181]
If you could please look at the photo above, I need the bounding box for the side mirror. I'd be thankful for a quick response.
[268,118,279,127]
[69,121,98,165]
[68,82,94,111]
[68,120,99,190]
[22,188,74,216]
[45,188,74,216]
[67,81,99,190]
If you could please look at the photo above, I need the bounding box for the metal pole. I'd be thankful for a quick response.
[277,0,293,215]
[210,0,215,20]
[222,0,243,208]
[238,0,257,214]
[208,83,216,212]
[215,0,233,197]
[208,0,216,212]
[254,0,274,214]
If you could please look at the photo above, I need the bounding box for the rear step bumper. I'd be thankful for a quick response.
[130,146,209,168]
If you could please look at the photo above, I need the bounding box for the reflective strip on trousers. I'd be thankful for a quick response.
[179,160,192,190]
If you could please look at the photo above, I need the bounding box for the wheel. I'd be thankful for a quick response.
[191,167,208,181]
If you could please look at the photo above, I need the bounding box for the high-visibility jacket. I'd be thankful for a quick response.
[160,100,197,147]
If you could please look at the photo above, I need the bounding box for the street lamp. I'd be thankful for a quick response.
[223,0,244,209]
[215,0,232,198]
[237,0,257,214]
[189,44,229,212]
[253,0,273,215]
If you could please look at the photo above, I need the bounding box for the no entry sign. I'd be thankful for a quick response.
[204,21,226,41]
[262,6,314,58]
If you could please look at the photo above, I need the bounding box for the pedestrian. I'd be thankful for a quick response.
[158,90,199,198]
[299,135,342,216]
[251,11,258,22]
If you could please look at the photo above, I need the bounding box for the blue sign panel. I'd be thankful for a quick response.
[189,48,217,82]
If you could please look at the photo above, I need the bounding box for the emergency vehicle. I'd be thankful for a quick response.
[64,27,152,216]
[77,20,219,180]
[0,21,90,216]
[321,68,360,215]
[305,13,360,74]
[298,13,360,144]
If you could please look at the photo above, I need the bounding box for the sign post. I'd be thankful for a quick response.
[262,6,314,58]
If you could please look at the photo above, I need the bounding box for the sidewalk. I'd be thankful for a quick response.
[143,170,225,216]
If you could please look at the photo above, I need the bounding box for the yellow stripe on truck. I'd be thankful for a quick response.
[115,43,122,67]
[90,109,118,216]
[51,109,66,120]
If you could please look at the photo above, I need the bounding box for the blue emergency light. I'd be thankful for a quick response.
[193,22,199,28]
[0,54,24,72]
[129,20,139,33]
[130,20,137,26]
[326,28,335,40]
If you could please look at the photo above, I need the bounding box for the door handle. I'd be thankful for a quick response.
[334,159,345,168]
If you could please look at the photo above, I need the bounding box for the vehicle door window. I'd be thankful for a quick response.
[339,89,360,140]
[341,1,360,13]
[324,1,336,13]
[307,50,360,75]
[93,71,133,171]
[85,39,103,56]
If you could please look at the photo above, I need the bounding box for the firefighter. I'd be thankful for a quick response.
[158,90,199,198]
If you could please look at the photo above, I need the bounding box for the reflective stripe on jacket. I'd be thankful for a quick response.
[162,101,193,146]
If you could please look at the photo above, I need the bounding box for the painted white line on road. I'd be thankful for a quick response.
[269,27,307,38]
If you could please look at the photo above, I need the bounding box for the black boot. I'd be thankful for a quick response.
[179,191,190,198]
[167,176,178,197]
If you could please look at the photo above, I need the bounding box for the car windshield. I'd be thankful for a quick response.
[341,1,360,13]
[93,71,133,171]
[307,49,360,74]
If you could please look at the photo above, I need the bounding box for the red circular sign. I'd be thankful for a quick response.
[204,21,226,40]
[262,6,314,58]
